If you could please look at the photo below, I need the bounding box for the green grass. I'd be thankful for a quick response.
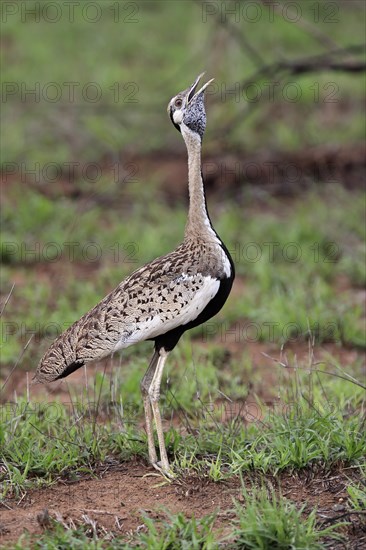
[2,367,365,500]
[230,485,343,549]
[347,478,366,540]
[347,479,366,512]
[219,188,365,347]
[15,512,217,549]
[2,256,365,547]
[135,511,217,550]
[1,184,364,550]
[14,524,107,550]
[174,404,365,478]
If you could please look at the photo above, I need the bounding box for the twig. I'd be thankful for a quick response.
[0,501,13,510]
[0,283,15,317]
[261,352,366,390]
[321,359,364,388]
[320,510,366,523]
[29,422,82,448]
[220,44,366,134]
[0,335,34,393]
[81,508,127,518]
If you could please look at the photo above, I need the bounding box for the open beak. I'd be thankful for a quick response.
[187,73,214,105]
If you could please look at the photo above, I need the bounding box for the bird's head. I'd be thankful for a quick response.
[168,73,214,140]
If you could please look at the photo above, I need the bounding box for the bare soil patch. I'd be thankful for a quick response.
[1,462,364,547]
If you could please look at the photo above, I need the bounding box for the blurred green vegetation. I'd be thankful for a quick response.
[1,184,365,366]
[1,0,365,165]
[1,3,365,547]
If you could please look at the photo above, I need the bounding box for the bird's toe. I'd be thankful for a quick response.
[151,460,176,479]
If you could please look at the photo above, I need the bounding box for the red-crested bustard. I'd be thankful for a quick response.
[34,74,235,476]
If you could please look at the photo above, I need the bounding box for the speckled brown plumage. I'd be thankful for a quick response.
[35,237,230,383]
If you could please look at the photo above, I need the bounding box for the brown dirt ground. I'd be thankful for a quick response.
[0,461,365,547]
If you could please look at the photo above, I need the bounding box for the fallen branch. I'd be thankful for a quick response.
[320,510,366,523]
[220,44,366,134]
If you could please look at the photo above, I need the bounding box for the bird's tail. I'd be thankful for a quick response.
[33,323,84,383]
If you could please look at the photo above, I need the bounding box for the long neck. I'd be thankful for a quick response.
[182,127,213,239]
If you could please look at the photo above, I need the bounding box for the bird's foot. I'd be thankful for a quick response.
[151,460,176,480]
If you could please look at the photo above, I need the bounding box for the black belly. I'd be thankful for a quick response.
[154,274,234,352]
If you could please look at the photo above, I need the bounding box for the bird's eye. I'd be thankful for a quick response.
[174,98,183,108]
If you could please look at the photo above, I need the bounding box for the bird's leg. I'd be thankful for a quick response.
[141,350,159,465]
[141,348,173,476]
[148,349,172,475]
